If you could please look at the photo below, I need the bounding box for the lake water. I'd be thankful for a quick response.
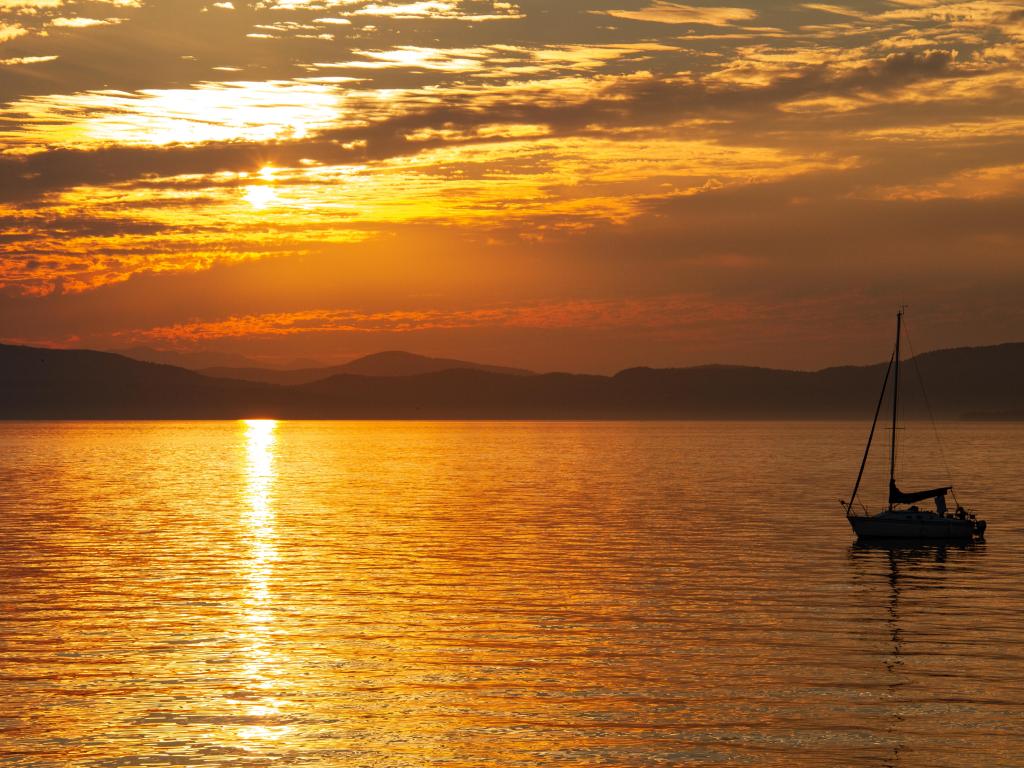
[1,421,1022,767]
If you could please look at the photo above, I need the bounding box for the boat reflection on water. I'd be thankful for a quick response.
[847,540,986,768]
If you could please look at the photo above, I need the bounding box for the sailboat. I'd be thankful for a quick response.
[844,310,987,540]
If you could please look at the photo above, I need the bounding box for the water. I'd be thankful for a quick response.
[1,421,1022,767]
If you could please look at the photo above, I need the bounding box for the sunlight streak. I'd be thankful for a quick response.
[238,419,291,745]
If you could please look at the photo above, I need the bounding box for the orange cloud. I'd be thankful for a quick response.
[603,2,758,26]
[114,295,752,345]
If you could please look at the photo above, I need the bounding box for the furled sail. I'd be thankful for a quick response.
[889,480,951,506]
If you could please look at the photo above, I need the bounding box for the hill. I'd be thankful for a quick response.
[108,346,266,370]
[2,342,1023,420]
[198,351,534,385]
[0,345,278,419]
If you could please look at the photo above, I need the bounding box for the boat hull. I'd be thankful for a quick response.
[848,513,984,540]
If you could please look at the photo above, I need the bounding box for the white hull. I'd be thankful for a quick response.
[848,511,984,540]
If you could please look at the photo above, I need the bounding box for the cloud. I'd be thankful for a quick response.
[315,45,493,71]
[0,47,973,213]
[49,16,123,27]
[801,3,865,18]
[109,294,748,345]
[0,22,28,40]
[0,0,62,8]
[2,0,1024,370]
[603,2,757,26]
[274,0,523,20]
[0,54,57,64]
[5,180,1024,370]
[1,80,343,153]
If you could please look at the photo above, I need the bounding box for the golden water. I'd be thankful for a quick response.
[1,421,1022,766]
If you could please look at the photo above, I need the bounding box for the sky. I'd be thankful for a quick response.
[0,0,1022,373]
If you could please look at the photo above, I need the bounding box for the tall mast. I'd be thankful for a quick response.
[889,309,902,504]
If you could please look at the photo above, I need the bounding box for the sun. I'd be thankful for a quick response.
[244,185,278,209]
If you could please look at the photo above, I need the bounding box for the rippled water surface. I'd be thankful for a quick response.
[1,421,1023,767]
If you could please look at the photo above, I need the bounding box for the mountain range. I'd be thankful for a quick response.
[197,351,533,385]
[3,343,1023,420]
[108,346,276,370]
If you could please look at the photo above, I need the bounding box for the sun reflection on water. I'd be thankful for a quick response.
[244,419,277,603]
[239,419,290,744]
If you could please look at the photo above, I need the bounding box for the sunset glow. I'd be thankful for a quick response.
[2,0,1023,370]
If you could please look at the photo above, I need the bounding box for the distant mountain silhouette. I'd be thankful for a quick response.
[1,345,274,419]
[3,342,1024,419]
[199,350,534,385]
[110,346,267,370]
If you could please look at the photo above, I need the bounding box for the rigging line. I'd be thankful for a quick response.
[846,348,896,516]
[903,317,960,507]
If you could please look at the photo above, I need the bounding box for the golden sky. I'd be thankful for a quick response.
[1,0,1022,371]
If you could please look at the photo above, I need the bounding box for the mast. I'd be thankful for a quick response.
[889,309,902,508]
